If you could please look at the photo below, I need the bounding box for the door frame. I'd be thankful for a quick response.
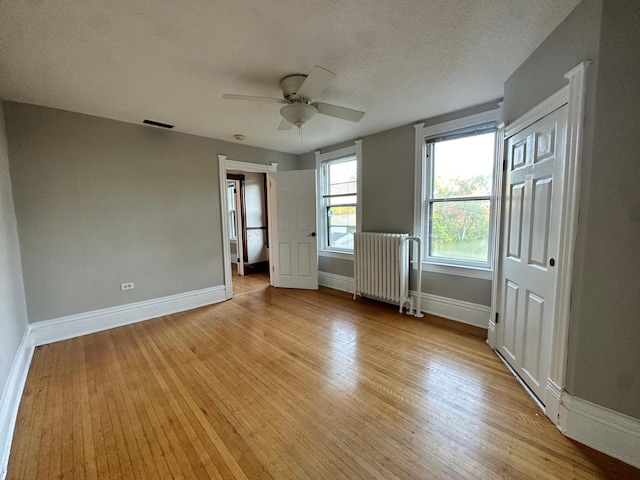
[488,61,590,424]
[218,155,277,299]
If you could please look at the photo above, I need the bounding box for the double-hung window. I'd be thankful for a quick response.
[227,181,237,240]
[316,140,362,256]
[415,110,500,277]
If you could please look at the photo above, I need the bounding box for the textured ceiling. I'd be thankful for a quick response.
[0,0,580,155]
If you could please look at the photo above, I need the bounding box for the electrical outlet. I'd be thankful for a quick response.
[120,282,134,291]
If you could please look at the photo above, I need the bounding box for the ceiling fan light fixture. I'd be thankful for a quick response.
[280,103,316,128]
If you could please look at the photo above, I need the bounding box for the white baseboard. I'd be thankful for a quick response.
[545,379,563,423]
[318,272,489,329]
[414,291,490,329]
[0,328,34,480]
[30,285,227,346]
[318,272,355,294]
[559,393,640,469]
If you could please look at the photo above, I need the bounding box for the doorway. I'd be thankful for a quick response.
[218,156,277,299]
[489,60,590,424]
[226,170,270,294]
[495,104,568,404]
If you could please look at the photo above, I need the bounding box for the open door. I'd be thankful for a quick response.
[268,170,318,289]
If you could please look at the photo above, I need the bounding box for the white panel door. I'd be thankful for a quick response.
[269,170,318,289]
[496,105,568,404]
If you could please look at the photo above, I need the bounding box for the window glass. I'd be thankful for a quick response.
[426,130,496,266]
[227,183,237,239]
[322,156,357,252]
[432,134,494,198]
[429,200,491,262]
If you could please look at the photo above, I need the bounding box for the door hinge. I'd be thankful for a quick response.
[502,158,507,171]
[495,312,499,324]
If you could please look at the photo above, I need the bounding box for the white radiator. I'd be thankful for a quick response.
[354,232,422,314]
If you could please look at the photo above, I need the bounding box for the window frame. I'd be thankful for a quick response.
[315,140,362,259]
[227,181,237,241]
[414,109,501,279]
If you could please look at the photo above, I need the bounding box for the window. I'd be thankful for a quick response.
[316,141,362,256]
[323,157,357,250]
[415,110,500,276]
[227,181,237,240]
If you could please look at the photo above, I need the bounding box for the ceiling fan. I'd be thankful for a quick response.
[223,66,365,131]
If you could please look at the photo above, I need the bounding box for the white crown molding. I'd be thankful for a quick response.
[0,328,34,479]
[30,286,226,346]
[559,394,640,469]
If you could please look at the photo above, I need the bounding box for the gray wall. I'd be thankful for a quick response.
[319,255,353,278]
[5,102,297,323]
[502,0,602,124]
[422,272,492,306]
[504,0,640,419]
[568,0,639,419]
[305,102,500,307]
[0,100,29,404]
[361,125,415,234]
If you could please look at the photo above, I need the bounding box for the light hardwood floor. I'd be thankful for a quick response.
[8,286,640,479]
[231,264,270,297]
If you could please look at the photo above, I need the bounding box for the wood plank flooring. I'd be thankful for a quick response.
[231,265,270,297]
[7,286,640,479]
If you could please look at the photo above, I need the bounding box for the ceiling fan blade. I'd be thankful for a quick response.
[277,118,293,131]
[315,102,365,122]
[297,66,336,99]
[222,94,285,104]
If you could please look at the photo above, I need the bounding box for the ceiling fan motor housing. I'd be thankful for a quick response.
[280,74,309,102]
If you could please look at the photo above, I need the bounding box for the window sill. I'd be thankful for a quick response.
[319,250,354,261]
[414,261,493,280]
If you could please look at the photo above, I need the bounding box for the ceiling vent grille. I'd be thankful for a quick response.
[143,119,174,129]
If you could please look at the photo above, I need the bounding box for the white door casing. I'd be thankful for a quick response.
[487,62,590,424]
[218,155,277,299]
[496,105,568,404]
[269,170,318,289]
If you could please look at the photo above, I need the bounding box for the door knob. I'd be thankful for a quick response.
[549,258,555,267]
[308,232,316,237]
